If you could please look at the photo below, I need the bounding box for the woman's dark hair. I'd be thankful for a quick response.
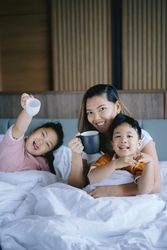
[78,84,131,132]
[78,84,119,132]
[34,122,64,174]
[109,113,142,140]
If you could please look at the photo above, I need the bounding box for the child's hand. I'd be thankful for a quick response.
[124,155,137,165]
[68,133,84,154]
[116,155,137,169]
[21,93,33,110]
[135,152,153,164]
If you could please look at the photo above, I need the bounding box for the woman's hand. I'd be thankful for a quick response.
[68,134,84,154]
[68,133,87,188]
[89,183,138,198]
[135,152,152,164]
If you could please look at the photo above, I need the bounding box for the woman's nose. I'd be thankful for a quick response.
[93,112,100,121]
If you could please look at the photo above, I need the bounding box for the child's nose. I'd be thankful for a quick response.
[121,136,127,143]
[36,138,43,146]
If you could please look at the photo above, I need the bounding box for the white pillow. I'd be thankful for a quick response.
[0,134,4,143]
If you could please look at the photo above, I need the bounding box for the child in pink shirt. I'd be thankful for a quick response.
[0,93,64,173]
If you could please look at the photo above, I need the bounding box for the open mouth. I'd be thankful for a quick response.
[119,145,129,150]
[33,141,39,150]
[95,121,106,131]
[96,121,105,127]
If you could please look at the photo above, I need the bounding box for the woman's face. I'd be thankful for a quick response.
[86,94,121,134]
[25,127,58,156]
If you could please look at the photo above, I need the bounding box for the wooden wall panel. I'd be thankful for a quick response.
[0,0,50,92]
[0,91,165,119]
[122,0,167,90]
[119,90,164,119]
[51,0,112,91]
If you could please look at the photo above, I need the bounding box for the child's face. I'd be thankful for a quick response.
[112,122,141,157]
[25,127,58,156]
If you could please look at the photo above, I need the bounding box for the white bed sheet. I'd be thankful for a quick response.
[0,162,167,250]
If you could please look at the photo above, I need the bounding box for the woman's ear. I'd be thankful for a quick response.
[115,100,121,114]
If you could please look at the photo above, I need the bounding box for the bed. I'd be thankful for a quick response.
[0,118,167,250]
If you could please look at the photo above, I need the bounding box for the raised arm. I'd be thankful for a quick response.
[12,93,33,139]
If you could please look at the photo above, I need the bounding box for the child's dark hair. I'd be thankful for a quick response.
[109,113,141,140]
[35,122,64,174]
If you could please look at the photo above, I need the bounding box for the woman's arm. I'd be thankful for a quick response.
[68,153,88,188]
[136,153,154,194]
[68,136,87,188]
[89,183,138,198]
[141,140,162,193]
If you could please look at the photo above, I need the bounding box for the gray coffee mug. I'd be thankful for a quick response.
[80,131,100,154]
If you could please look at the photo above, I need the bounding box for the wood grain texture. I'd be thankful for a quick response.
[0,0,50,92]
[122,0,167,90]
[0,91,165,119]
[51,0,112,91]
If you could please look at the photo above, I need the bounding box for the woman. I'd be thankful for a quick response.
[68,84,162,197]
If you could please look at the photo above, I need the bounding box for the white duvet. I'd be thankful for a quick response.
[0,162,167,250]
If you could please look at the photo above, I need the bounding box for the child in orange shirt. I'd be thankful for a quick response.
[88,114,154,195]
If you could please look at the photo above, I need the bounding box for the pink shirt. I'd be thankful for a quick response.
[0,126,49,172]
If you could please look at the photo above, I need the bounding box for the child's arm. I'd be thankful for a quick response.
[136,153,154,194]
[12,93,34,139]
[88,155,136,184]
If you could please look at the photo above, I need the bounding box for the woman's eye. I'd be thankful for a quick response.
[99,107,106,112]
[86,111,93,116]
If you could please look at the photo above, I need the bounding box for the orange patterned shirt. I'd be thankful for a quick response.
[92,154,144,178]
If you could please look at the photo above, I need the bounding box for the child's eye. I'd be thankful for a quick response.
[128,135,133,138]
[42,131,47,138]
[46,141,52,149]
[114,135,120,139]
